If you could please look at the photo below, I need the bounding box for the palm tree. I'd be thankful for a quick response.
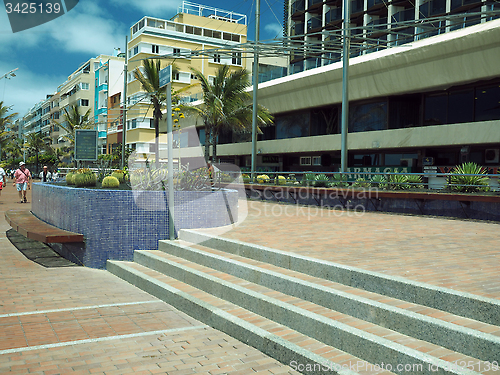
[0,101,17,130]
[133,60,176,167]
[54,104,94,144]
[25,132,52,174]
[188,65,273,162]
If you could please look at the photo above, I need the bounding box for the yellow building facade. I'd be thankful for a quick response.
[125,2,248,158]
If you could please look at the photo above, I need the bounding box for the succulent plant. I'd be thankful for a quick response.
[276,175,287,185]
[302,173,315,186]
[66,172,75,185]
[111,170,125,183]
[256,174,270,184]
[73,169,97,187]
[352,178,371,188]
[448,162,490,193]
[329,173,349,188]
[102,176,120,188]
[314,173,330,187]
[370,174,387,189]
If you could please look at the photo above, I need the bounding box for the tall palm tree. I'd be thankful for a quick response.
[188,65,273,162]
[25,132,52,174]
[54,104,94,144]
[133,60,174,167]
[0,101,17,130]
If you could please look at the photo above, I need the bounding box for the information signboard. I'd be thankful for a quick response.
[159,65,172,88]
[74,129,98,161]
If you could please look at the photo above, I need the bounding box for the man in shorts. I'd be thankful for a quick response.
[13,162,31,203]
[0,165,6,196]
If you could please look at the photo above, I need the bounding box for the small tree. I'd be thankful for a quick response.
[25,133,53,174]
[187,65,273,163]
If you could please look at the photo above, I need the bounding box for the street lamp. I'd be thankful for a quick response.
[0,68,18,81]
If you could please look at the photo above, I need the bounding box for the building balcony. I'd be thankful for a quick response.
[325,7,343,24]
[307,16,323,32]
[419,0,446,17]
[98,83,108,92]
[392,8,415,22]
[291,0,306,14]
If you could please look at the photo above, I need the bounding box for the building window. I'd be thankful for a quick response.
[152,45,159,54]
[80,99,89,106]
[173,73,180,81]
[276,111,310,139]
[448,90,474,124]
[213,54,221,63]
[388,95,420,129]
[232,52,242,65]
[349,101,388,132]
[133,46,139,55]
[312,156,321,166]
[475,85,500,122]
[173,48,181,56]
[80,82,89,90]
[300,156,312,166]
[150,119,155,128]
[424,94,447,125]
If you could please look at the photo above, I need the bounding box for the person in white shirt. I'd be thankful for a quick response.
[39,165,52,182]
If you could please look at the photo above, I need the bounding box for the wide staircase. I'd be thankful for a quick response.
[107,229,500,375]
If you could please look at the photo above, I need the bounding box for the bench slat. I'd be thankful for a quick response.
[5,210,84,243]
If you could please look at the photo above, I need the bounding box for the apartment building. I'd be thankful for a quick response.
[125,1,248,157]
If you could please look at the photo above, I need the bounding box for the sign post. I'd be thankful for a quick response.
[74,129,98,161]
[159,65,175,240]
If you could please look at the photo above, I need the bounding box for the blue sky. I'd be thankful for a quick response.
[0,0,284,119]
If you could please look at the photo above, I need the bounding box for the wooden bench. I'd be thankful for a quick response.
[5,210,84,243]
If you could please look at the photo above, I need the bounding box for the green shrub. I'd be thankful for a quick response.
[406,174,424,189]
[314,173,330,187]
[242,173,251,183]
[276,175,287,185]
[329,173,349,188]
[302,173,316,186]
[73,168,97,188]
[386,174,410,190]
[66,172,75,185]
[370,174,387,189]
[448,162,490,193]
[256,174,270,184]
[352,178,371,188]
[111,170,125,183]
[102,176,120,188]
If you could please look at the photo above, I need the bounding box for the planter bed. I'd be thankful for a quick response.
[32,183,238,268]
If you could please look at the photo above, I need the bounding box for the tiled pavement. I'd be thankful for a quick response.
[1,183,499,374]
[0,184,299,374]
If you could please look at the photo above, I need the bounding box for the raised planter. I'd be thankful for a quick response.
[32,183,238,269]
[245,184,500,222]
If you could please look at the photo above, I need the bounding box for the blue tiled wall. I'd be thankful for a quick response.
[32,183,238,269]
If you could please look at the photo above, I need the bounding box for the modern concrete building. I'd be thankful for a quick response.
[184,12,500,174]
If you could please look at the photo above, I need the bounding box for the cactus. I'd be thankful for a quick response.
[66,172,75,185]
[73,169,97,187]
[102,176,120,188]
[111,170,125,183]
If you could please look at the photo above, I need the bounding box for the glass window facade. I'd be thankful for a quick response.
[349,101,388,133]
[276,112,310,139]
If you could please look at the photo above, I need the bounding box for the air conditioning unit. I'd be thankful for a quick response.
[400,158,415,167]
[485,149,500,164]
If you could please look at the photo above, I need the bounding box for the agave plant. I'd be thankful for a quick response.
[406,174,424,189]
[302,173,316,186]
[352,178,371,189]
[329,173,349,188]
[314,173,330,187]
[386,174,410,190]
[448,162,490,193]
[370,174,387,189]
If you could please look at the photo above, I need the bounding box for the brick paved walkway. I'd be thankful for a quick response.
[1,182,499,374]
[219,200,500,300]
[0,183,298,374]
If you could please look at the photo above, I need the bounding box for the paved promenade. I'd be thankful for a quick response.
[0,183,299,374]
[0,181,498,374]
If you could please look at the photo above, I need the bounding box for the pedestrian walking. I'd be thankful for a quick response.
[0,165,6,197]
[39,165,52,182]
[13,162,31,203]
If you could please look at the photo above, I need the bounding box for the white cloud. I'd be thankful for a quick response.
[0,0,127,56]
[109,0,179,15]
[0,61,65,118]
[264,23,283,40]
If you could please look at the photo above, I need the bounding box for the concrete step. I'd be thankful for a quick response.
[178,229,500,326]
[157,238,500,363]
[120,249,486,374]
[106,260,373,375]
